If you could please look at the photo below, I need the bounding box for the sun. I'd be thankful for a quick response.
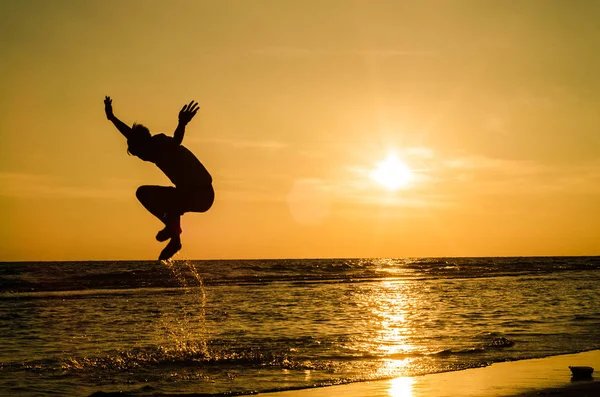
[370,153,413,190]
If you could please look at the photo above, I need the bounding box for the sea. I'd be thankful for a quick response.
[1,257,599,396]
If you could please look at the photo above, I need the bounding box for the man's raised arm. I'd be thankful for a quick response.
[104,96,132,139]
[173,100,199,145]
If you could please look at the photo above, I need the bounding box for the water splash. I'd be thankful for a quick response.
[159,259,209,357]
[60,260,216,374]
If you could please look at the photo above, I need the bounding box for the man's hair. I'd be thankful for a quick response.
[131,123,151,140]
[127,123,151,155]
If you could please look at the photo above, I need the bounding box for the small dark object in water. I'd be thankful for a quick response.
[569,366,594,380]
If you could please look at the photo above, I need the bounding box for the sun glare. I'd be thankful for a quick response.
[370,153,413,190]
[389,376,415,397]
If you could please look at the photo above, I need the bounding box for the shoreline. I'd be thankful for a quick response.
[264,350,600,396]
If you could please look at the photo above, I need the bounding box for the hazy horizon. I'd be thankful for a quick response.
[2,1,600,261]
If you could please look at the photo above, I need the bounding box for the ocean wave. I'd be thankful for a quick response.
[1,257,599,294]
[88,386,255,397]
[432,338,516,357]
[58,343,334,374]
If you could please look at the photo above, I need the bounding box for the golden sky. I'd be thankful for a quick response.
[1,1,599,260]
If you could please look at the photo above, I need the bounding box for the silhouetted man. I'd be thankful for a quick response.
[104,96,214,260]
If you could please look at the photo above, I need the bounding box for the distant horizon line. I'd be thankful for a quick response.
[1,254,599,263]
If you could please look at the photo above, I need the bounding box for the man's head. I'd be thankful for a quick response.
[127,123,152,158]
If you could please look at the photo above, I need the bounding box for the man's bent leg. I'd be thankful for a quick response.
[178,185,215,214]
[136,186,182,240]
[136,185,179,222]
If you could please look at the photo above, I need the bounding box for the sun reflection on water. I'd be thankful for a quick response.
[357,274,424,382]
[388,376,415,397]
[372,281,416,357]
[376,357,414,379]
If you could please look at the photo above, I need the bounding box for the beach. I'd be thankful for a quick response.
[267,350,600,397]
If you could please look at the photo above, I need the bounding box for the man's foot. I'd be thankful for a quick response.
[159,237,182,261]
[156,225,182,242]
[156,217,182,242]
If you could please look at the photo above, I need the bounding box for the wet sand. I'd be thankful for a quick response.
[265,350,600,396]
[513,381,600,396]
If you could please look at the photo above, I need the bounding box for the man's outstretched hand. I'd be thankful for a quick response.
[104,96,114,120]
[178,101,199,125]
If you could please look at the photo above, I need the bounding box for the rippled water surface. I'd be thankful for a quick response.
[1,257,599,396]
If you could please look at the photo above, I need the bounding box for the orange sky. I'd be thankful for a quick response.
[1,1,599,261]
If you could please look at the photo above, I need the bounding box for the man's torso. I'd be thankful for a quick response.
[151,134,212,187]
